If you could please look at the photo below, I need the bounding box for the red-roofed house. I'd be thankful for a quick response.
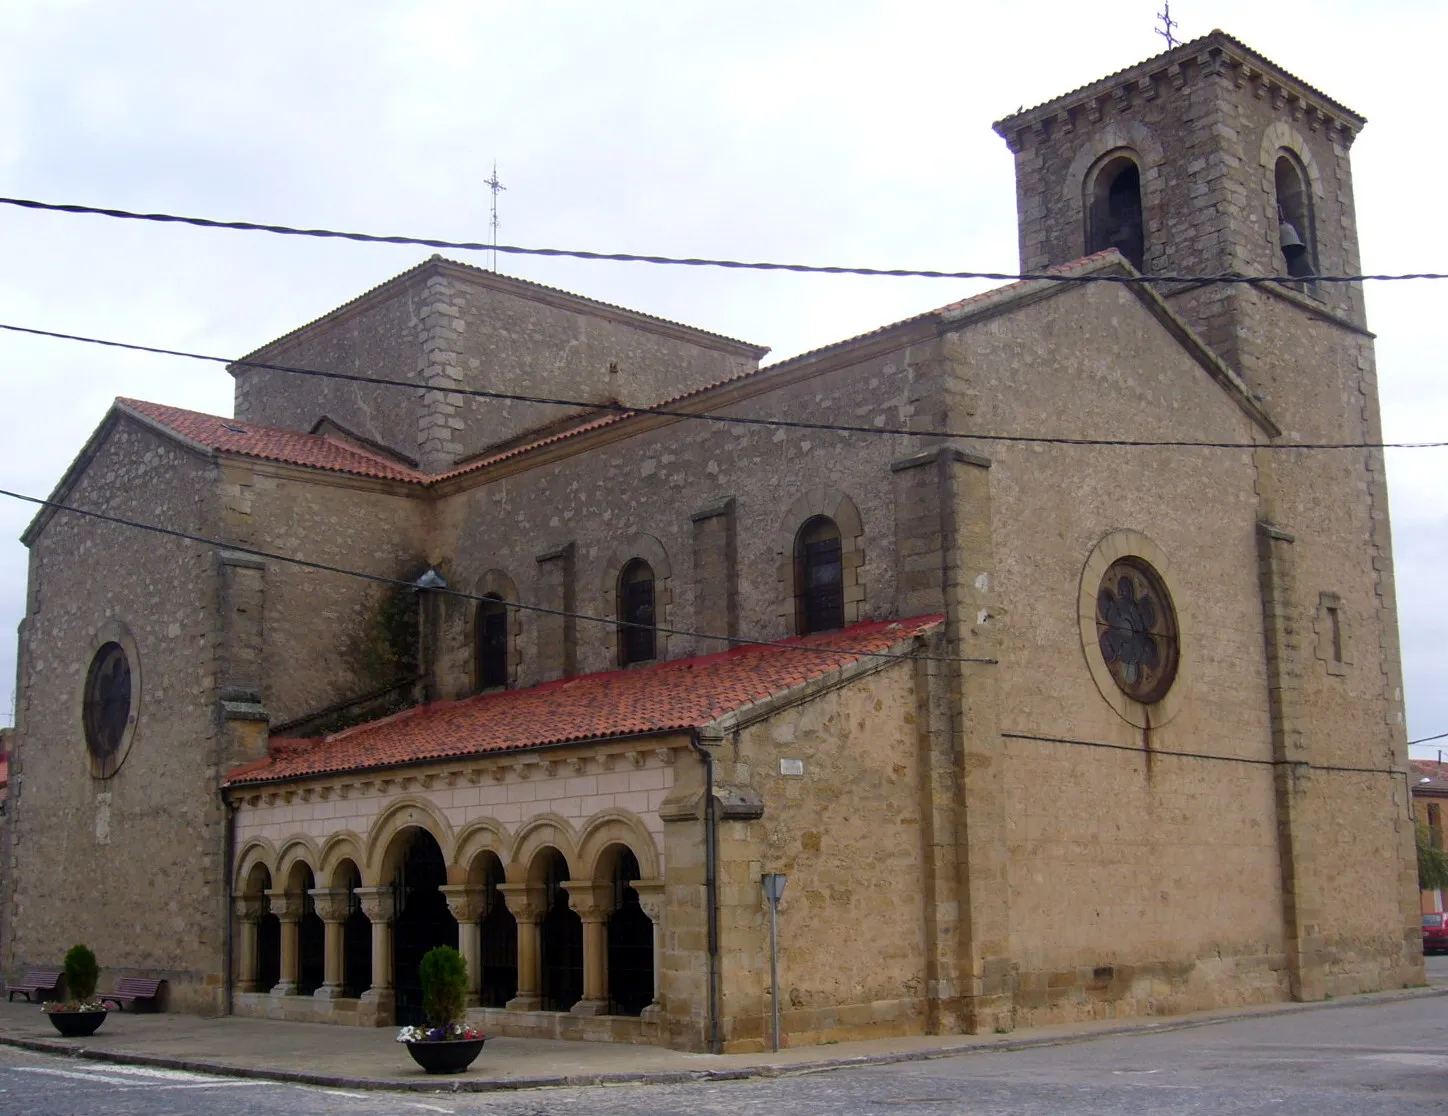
[0,31,1421,1052]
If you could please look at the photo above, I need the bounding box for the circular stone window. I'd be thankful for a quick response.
[1095,558,1179,704]
[82,631,139,778]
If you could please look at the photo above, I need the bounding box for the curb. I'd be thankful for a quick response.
[3,984,1446,1094]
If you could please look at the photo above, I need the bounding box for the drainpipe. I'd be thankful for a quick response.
[223,793,235,1017]
[687,728,721,1054]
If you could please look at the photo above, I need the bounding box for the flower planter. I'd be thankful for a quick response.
[404,1037,486,1074]
[46,1010,107,1038]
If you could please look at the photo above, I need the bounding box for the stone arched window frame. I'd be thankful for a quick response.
[1083,149,1146,271]
[1257,124,1325,285]
[776,488,865,635]
[472,569,522,691]
[1063,123,1164,269]
[601,535,672,666]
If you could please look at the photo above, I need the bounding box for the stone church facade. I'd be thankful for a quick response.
[0,31,1423,1052]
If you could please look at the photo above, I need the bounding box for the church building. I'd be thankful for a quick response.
[0,31,1422,1052]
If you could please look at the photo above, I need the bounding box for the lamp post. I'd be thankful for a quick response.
[761,872,788,1053]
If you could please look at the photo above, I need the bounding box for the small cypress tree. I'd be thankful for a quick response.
[418,945,468,1031]
[63,945,99,1003]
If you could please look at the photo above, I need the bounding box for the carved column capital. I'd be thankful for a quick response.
[354,886,397,925]
[308,887,352,924]
[439,884,486,924]
[561,880,611,922]
[495,882,547,923]
[633,879,666,925]
[233,894,266,923]
[265,888,304,922]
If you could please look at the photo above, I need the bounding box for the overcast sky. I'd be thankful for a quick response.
[0,1,1443,756]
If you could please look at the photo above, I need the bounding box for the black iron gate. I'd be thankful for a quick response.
[391,830,455,1027]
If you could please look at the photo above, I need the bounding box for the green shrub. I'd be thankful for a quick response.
[63,945,99,1002]
[419,945,468,1030]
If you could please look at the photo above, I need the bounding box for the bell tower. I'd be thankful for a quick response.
[997,33,1421,999]
[992,29,1367,382]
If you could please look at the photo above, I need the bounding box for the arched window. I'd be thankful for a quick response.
[476,594,509,689]
[1275,153,1316,279]
[618,559,656,665]
[1088,155,1145,271]
[795,516,844,635]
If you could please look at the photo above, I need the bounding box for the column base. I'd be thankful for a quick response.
[270,982,298,997]
[570,998,609,1017]
[505,993,542,1011]
[313,984,346,1000]
[358,988,395,1028]
[640,1002,662,1023]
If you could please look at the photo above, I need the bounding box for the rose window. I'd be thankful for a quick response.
[83,641,132,764]
[1095,558,1179,704]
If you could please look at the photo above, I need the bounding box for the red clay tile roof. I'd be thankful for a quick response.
[120,399,428,483]
[1411,759,1448,795]
[223,615,944,787]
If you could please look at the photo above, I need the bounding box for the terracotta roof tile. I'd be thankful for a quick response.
[223,615,944,787]
[119,399,428,483]
[1411,759,1448,795]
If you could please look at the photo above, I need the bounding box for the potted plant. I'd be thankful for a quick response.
[42,945,107,1037]
[396,945,486,1074]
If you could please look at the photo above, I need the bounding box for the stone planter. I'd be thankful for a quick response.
[46,1010,107,1038]
[404,1037,486,1074]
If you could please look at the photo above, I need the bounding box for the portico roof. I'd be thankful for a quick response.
[222,614,945,787]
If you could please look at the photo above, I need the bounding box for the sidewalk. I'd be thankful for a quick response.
[1,984,1446,1093]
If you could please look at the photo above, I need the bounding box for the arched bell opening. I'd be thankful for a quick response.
[599,845,653,1017]
[335,860,371,999]
[475,853,517,1008]
[289,863,325,996]
[1275,152,1317,280]
[536,849,583,1012]
[1087,153,1145,271]
[389,827,455,1026]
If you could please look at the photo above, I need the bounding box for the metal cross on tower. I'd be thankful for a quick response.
[1155,2,1179,49]
[485,161,506,272]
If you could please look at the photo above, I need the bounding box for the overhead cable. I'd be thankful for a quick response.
[0,195,1441,285]
[2,321,1443,453]
[0,485,995,668]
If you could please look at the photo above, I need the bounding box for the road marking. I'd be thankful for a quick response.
[404,1104,455,1113]
[323,1088,371,1098]
[1363,1053,1448,1068]
[12,1067,145,1086]
[10,1066,252,1089]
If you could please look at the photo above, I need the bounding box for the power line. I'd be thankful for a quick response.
[1409,731,1448,747]
[1001,731,1401,777]
[0,485,995,668]
[4,320,1445,454]
[1,195,1443,285]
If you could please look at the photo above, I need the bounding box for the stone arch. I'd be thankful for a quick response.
[318,831,365,889]
[364,795,456,885]
[1082,149,1145,271]
[776,487,865,633]
[234,838,277,892]
[1258,122,1325,198]
[601,533,673,665]
[473,568,522,691]
[275,836,323,891]
[1063,123,1166,266]
[508,814,580,884]
[577,810,662,882]
[455,819,512,885]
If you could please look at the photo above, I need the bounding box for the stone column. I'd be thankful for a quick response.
[355,886,397,1021]
[266,889,303,996]
[563,881,611,1016]
[497,883,545,1011]
[634,880,665,1022]
[233,895,265,994]
[309,888,351,1000]
[440,885,485,1007]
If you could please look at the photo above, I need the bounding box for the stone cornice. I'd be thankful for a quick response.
[993,30,1364,155]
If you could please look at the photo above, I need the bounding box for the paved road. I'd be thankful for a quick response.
[3,992,1447,1115]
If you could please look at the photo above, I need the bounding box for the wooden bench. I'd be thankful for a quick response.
[7,965,62,1002]
[101,977,165,1012]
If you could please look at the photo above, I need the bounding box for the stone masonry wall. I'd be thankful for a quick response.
[2,417,226,1012]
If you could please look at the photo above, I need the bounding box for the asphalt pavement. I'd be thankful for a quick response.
[3,984,1448,1115]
